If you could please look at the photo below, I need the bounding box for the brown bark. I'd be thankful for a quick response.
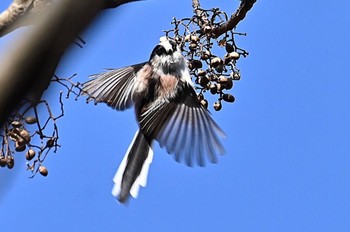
[0,0,138,126]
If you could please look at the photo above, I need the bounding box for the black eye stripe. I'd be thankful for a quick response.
[150,45,165,60]
[155,45,166,56]
[149,44,175,61]
[169,40,177,51]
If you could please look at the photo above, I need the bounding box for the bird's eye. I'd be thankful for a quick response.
[149,45,167,60]
[156,46,166,56]
[169,40,177,51]
[150,45,167,58]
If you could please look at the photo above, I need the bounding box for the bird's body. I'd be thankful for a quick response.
[83,39,225,203]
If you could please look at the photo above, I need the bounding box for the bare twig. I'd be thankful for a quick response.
[192,0,209,27]
[192,0,202,19]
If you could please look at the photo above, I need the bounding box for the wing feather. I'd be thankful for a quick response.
[139,83,225,166]
[82,63,146,110]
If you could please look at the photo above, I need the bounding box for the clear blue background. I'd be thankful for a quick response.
[1,1,350,231]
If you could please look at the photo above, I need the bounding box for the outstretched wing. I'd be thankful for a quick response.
[82,62,146,111]
[139,82,225,167]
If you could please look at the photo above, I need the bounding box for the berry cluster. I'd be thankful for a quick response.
[0,93,63,177]
[0,74,81,176]
[164,7,248,111]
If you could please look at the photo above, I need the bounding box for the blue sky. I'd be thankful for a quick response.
[1,0,350,231]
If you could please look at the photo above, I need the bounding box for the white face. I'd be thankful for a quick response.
[154,40,183,65]
[151,40,193,85]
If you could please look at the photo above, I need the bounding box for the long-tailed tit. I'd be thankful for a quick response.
[83,39,225,203]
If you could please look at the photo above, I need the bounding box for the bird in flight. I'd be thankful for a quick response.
[83,38,225,203]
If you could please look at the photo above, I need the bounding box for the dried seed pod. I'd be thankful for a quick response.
[46,138,55,148]
[198,76,209,88]
[215,64,225,73]
[225,43,235,53]
[6,155,13,162]
[11,121,22,127]
[188,61,195,70]
[39,165,48,177]
[189,42,197,51]
[223,94,235,103]
[197,69,206,76]
[206,74,215,81]
[203,25,212,33]
[209,83,218,94]
[8,131,19,142]
[197,93,204,101]
[224,56,231,65]
[200,99,208,109]
[191,60,202,69]
[201,50,211,60]
[216,83,223,92]
[185,34,199,43]
[16,136,25,145]
[210,57,223,68]
[15,141,26,152]
[231,72,241,80]
[6,156,14,169]
[218,76,233,90]
[228,51,240,60]
[26,149,36,161]
[25,116,37,124]
[19,129,31,144]
[0,157,7,167]
[184,34,191,42]
[191,35,200,43]
[213,101,222,111]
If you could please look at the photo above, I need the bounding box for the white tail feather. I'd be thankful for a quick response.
[129,147,153,198]
[111,130,153,200]
[112,130,139,198]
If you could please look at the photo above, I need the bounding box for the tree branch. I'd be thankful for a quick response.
[191,0,209,27]
[0,0,137,38]
[0,0,138,126]
[212,0,257,38]
[103,0,142,9]
[192,0,257,38]
[0,0,51,37]
[192,0,202,20]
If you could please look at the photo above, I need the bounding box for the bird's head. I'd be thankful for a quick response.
[149,39,181,61]
[148,38,187,77]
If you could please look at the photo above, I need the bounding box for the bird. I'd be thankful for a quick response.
[82,38,225,203]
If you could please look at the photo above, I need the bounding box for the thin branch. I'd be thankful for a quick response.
[211,0,257,38]
[192,0,209,27]
[192,0,256,38]
[192,0,202,19]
